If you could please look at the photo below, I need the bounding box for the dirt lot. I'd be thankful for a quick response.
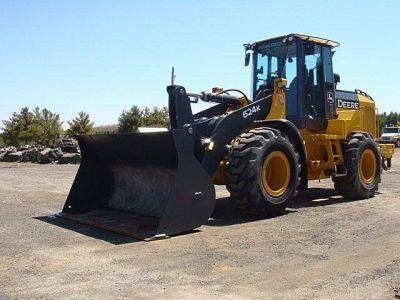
[1,151,399,299]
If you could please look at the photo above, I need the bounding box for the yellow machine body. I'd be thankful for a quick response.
[300,91,380,180]
[212,34,394,223]
[213,82,393,184]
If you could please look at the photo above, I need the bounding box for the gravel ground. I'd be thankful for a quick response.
[0,150,399,299]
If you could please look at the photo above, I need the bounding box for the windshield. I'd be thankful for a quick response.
[383,127,399,133]
[254,40,297,92]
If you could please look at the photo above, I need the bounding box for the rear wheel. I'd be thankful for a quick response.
[333,133,381,199]
[226,127,300,216]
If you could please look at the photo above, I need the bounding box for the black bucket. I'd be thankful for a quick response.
[58,129,215,240]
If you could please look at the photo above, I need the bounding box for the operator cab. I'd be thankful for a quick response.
[245,34,340,131]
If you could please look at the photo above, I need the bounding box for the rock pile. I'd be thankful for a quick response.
[0,145,81,164]
[58,153,81,164]
[58,138,78,153]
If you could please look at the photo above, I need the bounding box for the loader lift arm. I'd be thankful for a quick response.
[167,85,273,176]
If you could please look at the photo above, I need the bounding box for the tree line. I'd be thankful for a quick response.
[1,105,398,147]
[2,107,64,147]
[118,106,169,132]
[378,111,400,129]
[0,106,169,147]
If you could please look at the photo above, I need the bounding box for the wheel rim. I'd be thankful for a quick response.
[359,148,377,185]
[261,151,290,197]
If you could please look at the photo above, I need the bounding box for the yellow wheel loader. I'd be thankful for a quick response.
[58,34,394,240]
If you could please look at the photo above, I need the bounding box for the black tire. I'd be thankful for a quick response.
[226,127,300,217]
[333,133,381,199]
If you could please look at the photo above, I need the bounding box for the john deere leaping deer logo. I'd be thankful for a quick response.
[327,92,334,104]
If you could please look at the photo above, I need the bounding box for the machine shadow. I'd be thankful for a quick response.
[209,188,368,227]
[34,215,141,245]
[208,197,261,226]
[293,188,368,208]
[36,188,371,241]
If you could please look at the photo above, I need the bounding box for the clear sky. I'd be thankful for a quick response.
[1,0,399,127]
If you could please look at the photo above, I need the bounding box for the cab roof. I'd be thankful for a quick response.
[253,33,340,48]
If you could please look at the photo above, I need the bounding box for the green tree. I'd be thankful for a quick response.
[386,111,399,126]
[17,107,36,144]
[2,107,36,146]
[36,108,63,146]
[1,107,62,146]
[378,112,387,135]
[118,106,143,132]
[142,106,169,127]
[376,112,400,135]
[67,111,94,137]
[2,111,21,146]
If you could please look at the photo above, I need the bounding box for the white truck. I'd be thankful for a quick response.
[378,126,400,147]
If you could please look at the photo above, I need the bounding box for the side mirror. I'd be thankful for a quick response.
[244,52,250,66]
[334,73,340,84]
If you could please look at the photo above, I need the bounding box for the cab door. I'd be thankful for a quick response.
[303,43,336,131]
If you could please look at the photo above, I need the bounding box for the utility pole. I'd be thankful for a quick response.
[171,67,176,85]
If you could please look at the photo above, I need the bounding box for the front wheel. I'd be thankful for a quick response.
[333,133,381,199]
[226,127,300,217]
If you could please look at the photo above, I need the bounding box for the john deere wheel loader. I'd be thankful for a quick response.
[58,34,394,240]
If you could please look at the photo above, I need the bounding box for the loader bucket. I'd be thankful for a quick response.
[58,129,216,240]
